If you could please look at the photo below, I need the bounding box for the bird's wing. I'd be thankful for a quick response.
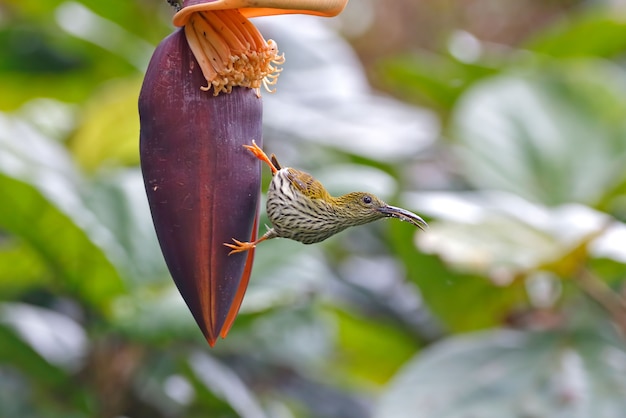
[285,168,326,199]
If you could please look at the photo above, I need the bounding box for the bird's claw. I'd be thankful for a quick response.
[224,238,256,255]
[242,140,263,156]
[244,140,278,174]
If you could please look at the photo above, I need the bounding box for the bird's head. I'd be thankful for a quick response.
[333,192,428,230]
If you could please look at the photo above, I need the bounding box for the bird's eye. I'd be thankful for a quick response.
[362,195,372,204]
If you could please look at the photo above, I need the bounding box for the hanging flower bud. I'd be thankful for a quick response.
[139,0,349,346]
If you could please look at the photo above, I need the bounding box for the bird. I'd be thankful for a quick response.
[224,141,427,254]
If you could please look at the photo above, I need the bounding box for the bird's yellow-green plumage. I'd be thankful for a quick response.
[225,141,427,254]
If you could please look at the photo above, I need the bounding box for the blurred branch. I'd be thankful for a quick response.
[574,268,626,337]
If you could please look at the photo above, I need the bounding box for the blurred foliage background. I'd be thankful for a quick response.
[2,0,626,417]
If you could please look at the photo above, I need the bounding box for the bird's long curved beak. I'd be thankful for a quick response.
[378,205,428,230]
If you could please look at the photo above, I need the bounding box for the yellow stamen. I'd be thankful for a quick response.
[202,11,247,54]
[183,9,285,96]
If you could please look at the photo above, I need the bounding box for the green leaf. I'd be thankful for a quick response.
[111,286,203,343]
[405,191,620,279]
[188,352,268,418]
[526,11,626,58]
[0,115,125,312]
[330,308,419,386]
[0,302,87,371]
[239,240,335,314]
[0,1,170,110]
[221,305,335,373]
[0,239,48,297]
[452,60,626,207]
[376,328,626,418]
[0,325,67,387]
[377,51,496,113]
[389,219,527,332]
[82,169,169,286]
[69,78,142,171]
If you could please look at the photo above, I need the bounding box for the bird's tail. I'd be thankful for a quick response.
[270,154,282,170]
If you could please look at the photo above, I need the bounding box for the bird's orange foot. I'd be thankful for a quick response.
[243,140,278,174]
[224,238,256,255]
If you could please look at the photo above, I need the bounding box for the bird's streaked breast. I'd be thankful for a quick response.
[266,168,347,244]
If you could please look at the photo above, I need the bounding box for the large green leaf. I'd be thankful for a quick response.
[0,302,87,372]
[376,327,626,418]
[452,60,626,207]
[0,326,67,387]
[389,218,527,332]
[0,239,48,297]
[111,286,203,343]
[405,191,624,280]
[377,51,496,113]
[188,352,268,418]
[82,169,169,285]
[526,11,626,58]
[69,78,142,171]
[330,308,419,386]
[0,302,93,417]
[0,114,125,311]
[0,1,171,110]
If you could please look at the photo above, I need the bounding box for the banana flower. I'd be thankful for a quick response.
[139,0,348,346]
